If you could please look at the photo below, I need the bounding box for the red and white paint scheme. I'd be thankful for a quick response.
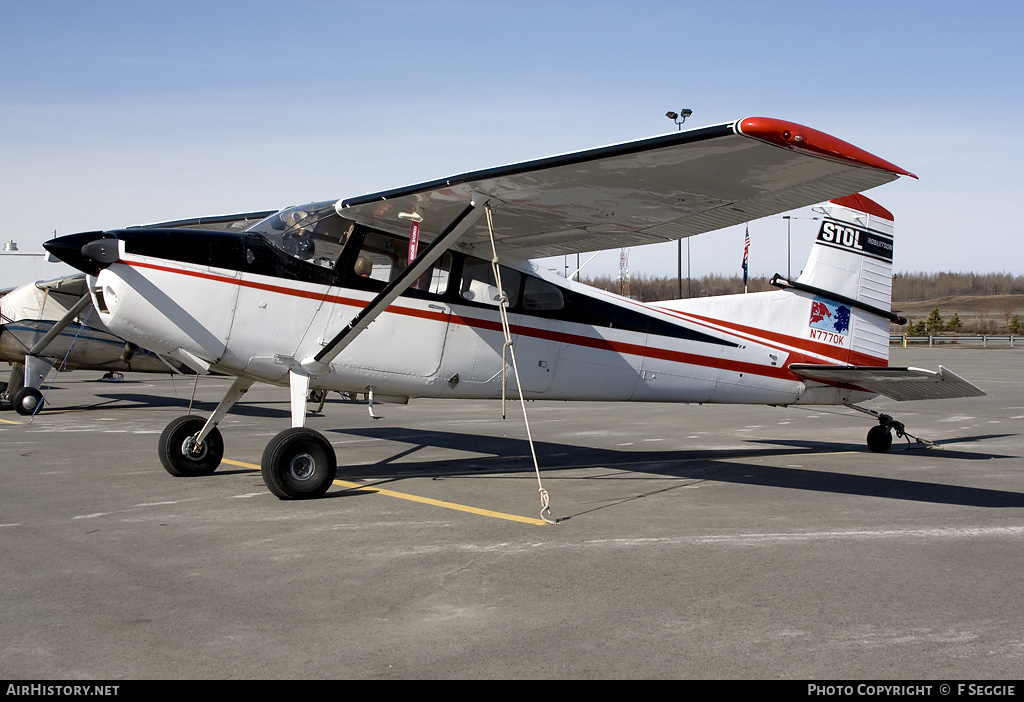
[45,117,984,500]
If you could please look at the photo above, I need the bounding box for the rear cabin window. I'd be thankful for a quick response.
[521,276,564,311]
[460,257,522,307]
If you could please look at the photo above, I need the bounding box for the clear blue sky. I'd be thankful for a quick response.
[3,0,1021,280]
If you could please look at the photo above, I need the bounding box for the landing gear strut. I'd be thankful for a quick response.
[156,376,253,477]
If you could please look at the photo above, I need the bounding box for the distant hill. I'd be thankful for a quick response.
[893,295,1024,335]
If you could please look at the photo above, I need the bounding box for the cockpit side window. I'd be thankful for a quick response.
[351,231,402,283]
[341,227,452,298]
[245,205,454,297]
[245,202,354,274]
[411,253,452,295]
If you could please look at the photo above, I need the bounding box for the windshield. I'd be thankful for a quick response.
[245,201,354,269]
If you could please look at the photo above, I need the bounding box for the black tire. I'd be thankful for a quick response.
[261,427,337,500]
[867,425,893,453]
[158,415,223,477]
[6,363,25,396]
[12,387,44,416]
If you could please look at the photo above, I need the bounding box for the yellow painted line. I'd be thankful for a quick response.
[0,418,23,425]
[222,458,549,526]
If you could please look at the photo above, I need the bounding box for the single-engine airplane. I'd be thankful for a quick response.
[44,117,984,501]
[1,211,273,414]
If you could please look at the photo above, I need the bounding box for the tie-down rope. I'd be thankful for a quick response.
[485,204,555,525]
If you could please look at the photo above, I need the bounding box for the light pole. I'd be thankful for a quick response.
[783,216,792,280]
[667,109,693,296]
[782,215,819,280]
[677,239,682,298]
[665,109,692,131]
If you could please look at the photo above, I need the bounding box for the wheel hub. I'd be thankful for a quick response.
[181,435,208,461]
[288,453,316,481]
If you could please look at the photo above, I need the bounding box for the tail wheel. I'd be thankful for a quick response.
[158,415,224,476]
[261,427,337,500]
[12,387,44,416]
[866,424,893,453]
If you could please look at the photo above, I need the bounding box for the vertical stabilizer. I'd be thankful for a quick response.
[798,194,895,309]
[653,192,902,374]
[794,193,897,364]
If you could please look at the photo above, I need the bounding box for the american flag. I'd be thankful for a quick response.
[742,226,749,288]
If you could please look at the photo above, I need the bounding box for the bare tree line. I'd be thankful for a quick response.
[582,272,775,301]
[581,271,1024,334]
[583,271,1024,303]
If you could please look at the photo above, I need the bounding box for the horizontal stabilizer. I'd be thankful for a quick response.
[790,364,986,401]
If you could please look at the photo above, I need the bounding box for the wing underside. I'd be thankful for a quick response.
[336,117,913,259]
[790,364,987,401]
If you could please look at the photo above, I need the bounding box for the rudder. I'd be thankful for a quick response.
[782,193,900,365]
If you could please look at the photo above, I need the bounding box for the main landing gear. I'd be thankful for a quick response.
[159,415,224,476]
[155,374,339,499]
[261,427,337,499]
[846,404,936,453]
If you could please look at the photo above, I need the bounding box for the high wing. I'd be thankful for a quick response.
[789,364,986,401]
[336,117,916,260]
[0,274,90,324]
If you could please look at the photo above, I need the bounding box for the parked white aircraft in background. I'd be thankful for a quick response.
[44,117,984,501]
[0,274,191,413]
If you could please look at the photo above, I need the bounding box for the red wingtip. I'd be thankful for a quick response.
[736,117,918,180]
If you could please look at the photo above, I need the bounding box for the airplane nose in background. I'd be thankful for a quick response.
[43,232,118,276]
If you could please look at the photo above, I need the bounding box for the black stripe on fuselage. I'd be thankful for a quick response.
[112,228,737,349]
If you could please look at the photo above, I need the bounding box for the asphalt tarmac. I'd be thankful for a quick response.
[1,346,1022,680]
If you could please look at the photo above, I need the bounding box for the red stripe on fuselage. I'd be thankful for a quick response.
[657,307,886,367]
[121,259,862,382]
[583,286,873,366]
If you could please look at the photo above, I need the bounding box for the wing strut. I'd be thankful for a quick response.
[20,293,94,408]
[26,294,92,356]
[301,197,489,373]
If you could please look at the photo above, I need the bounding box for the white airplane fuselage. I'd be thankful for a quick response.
[87,248,874,410]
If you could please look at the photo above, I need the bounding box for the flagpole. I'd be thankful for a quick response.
[742,226,750,294]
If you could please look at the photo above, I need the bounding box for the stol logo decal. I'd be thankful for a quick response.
[808,296,850,345]
[817,219,894,262]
